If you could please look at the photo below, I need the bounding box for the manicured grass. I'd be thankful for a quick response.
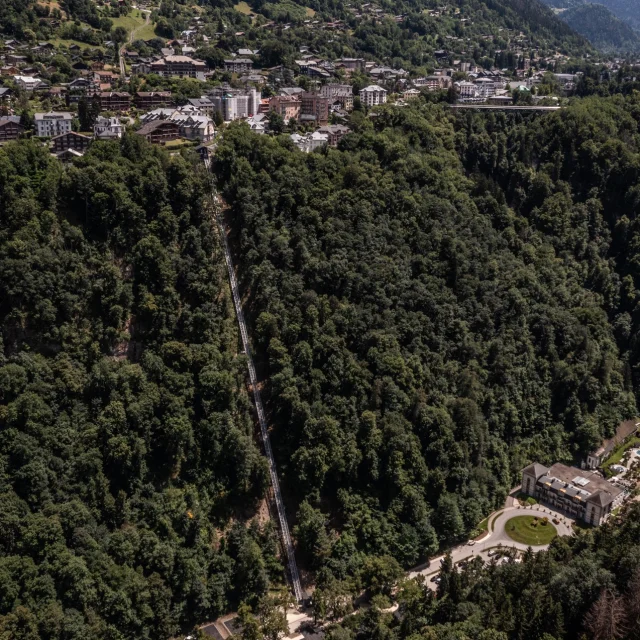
[234,1,255,14]
[504,515,557,546]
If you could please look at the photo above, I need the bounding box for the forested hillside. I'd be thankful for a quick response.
[542,0,640,33]
[214,96,640,583]
[559,3,640,51]
[0,140,282,639]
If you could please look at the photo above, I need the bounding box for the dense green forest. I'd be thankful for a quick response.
[213,95,640,585]
[0,139,283,639]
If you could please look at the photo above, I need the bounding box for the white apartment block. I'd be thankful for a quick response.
[359,85,387,107]
[455,81,478,99]
[34,112,72,137]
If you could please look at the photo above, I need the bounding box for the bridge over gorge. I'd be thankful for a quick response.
[449,104,563,112]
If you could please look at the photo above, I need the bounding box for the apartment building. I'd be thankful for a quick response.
[224,58,253,73]
[134,91,173,110]
[208,87,261,121]
[359,85,387,107]
[136,120,180,144]
[414,75,450,91]
[269,94,301,121]
[0,116,23,142]
[51,131,92,154]
[187,97,215,116]
[151,55,207,81]
[34,111,73,137]
[94,92,131,112]
[319,83,353,110]
[300,92,329,125]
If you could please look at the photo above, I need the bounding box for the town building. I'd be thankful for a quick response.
[583,421,639,470]
[224,58,253,73]
[455,80,478,99]
[246,113,268,134]
[208,87,261,121]
[319,84,353,111]
[94,92,131,112]
[94,116,124,140]
[151,55,207,81]
[187,97,215,116]
[136,120,180,144]
[300,92,329,124]
[68,77,98,95]
[335,57,366,72]
[51,131,92,154]
[141,107,215,141]
[134,91,173,110]
[290,131,329,153]
[474,77,496,98]
[316,124,350,147]
[403,88,421,100]
[359,85,387,107]
[269,94,301,121]
[14,75,44,91]
[170,113,215,141]
[54,148,84,163]
[521,462,624,526]
[0,116,23,142]
[34,111,73,137]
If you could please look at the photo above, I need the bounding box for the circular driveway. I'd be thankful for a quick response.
[408,503,574,582]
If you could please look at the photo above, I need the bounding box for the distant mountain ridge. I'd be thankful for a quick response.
[540,0,640,50]
[562,3,640,50]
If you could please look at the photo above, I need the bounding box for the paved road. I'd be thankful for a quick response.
[409,503,573,584]
[207,180,304,604]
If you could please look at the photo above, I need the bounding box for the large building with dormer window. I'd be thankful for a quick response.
[521,462,624,526]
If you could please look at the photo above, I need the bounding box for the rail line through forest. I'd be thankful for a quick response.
[205,166,304,604]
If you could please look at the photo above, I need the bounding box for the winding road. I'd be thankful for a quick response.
[409,503,574,585]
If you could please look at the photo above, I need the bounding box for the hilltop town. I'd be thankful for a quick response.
[0,0,623,156]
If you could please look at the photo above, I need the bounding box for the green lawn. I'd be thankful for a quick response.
[50,37,104,51]
[110,10,146,32]
[504,516,557,546]
[602,436,640,476]
[234,1,255,14]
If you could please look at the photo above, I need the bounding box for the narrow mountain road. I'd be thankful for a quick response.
[119,9,152,77]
